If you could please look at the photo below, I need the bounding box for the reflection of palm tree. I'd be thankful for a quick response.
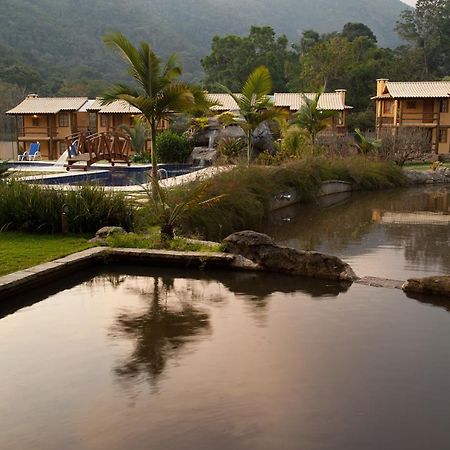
[111,277,210,385]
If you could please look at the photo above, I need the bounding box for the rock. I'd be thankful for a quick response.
[90,226,126,243]
[405,169,450,184]
[402,276,450,297]
[252,122,275,155]
[222,230,357,282]
[217,125,246,142]
[187,147,217,166]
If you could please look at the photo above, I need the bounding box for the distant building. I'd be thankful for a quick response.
[86,99,169,136]
[274,90,351,135]
[373,79,450,154]
[7,96,169,160]
[206,93,240,114]
[6,95,91,159]
[206,90,352,135]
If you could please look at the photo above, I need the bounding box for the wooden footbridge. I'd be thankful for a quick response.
[64,131,132,170]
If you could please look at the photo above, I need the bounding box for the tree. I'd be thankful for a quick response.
[220,66,286,164]
[298,36,355,89]
[294,88,336,149]
[342,22,377,42]
[354,128,381,154]
[118,117,149,155]
[202,26,297,92]
[396,0,450,76]
[101,32,210,188]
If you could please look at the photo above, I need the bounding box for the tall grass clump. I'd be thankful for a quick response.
[138,157,407,240]
[0,180,135,233]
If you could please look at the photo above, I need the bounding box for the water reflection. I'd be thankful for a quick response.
[266,187,450,279]
[405,290,450,313]
[102,267,348,385]
[110,275,211,386]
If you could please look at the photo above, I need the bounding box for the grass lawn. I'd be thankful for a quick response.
[0,232,93,276]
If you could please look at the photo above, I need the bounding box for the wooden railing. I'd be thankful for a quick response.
[378,112,440,127]
[399,112,439,125]
[18,126,57,138]
[65,131,132,170]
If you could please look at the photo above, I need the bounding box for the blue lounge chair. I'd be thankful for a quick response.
[18,142,40,161]
[18,148,27,161]
[28,142,41,161]
[69,141,78,158]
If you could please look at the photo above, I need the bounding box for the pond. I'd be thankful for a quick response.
[266,185,450,281]
[1,185,450,449]
[1,265,450,450]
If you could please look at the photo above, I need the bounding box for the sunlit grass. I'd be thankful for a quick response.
[0,232,93,276]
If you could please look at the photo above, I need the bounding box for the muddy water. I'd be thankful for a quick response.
[266,186,450,280]
[1,266,450,450]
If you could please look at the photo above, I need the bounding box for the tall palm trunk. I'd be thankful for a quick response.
[247,129,253,166]
[150,120,159,199]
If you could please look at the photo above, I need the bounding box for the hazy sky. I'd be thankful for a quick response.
[402,0,416,6]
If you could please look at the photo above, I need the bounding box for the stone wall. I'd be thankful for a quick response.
[0,141,17,160]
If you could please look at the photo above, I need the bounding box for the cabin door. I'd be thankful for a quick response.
[423,100,434,123]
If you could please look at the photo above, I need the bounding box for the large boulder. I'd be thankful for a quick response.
[90,226,126,243]
[223,230,357,282]
[217,124,246,142]
[187,147,217,166]
[252,122,275,154]
[403,276,450,297]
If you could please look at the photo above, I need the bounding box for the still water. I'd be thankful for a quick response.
[266,186,450,280]
[1,266,450,450]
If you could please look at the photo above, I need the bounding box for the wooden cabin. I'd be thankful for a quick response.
[373,79,450,155]
[274,90,351,135]
[206,90,352,135]
[6,95,91,159]
[87,99,169,146]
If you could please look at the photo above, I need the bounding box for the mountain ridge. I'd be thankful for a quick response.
[0,0,411,91]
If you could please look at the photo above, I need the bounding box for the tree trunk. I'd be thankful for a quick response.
[247,129,252,166]
[150,121,159,200]
[160,223,175,240]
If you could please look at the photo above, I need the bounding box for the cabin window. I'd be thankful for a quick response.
[58,112,69,127]
[406,101,417,109]
[440,99,449,113]
[100,115,108,127]
[383,101,394,114]
[59,142,67,154]
[32,116,39,127]
[439,129,448,143]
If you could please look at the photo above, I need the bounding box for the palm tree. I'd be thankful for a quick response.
[354,128,381,155]
[101,32,210,187]
[295,87,336,151]
[146,179,225,240]
[118,116,149,156]
[220,66,286,165]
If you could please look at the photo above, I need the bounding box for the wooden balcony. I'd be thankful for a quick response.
[399,112,439,126]
[378,112,439,128]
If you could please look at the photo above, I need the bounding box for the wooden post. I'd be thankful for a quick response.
[435,99,441,155]
[15,116,20,158]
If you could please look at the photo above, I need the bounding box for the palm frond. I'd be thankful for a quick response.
[241,66,272,102]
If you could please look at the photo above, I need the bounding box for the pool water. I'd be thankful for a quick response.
[266,186,450,281]
[1,266,450,450]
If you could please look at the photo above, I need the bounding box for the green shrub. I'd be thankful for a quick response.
[141,157,407,240]
[106,228,221,252]
[0,180,135,233]
[216,137,246,163]
[156,130,192,163]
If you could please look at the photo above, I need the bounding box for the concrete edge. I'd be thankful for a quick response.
[0,247,257,300]
[2,245,436,302]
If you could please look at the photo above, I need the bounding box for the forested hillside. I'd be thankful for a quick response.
[0,0,410,94]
